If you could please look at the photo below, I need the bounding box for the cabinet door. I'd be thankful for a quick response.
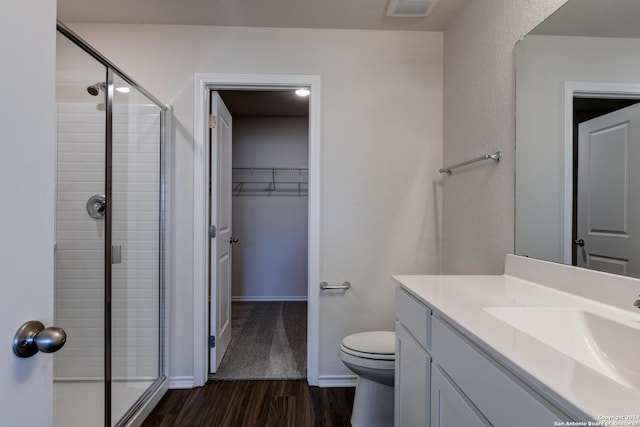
[431,366,490,427]
[431,317,564,426]
[395,322,430,427]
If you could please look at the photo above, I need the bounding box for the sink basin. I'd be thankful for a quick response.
[484,307,640,389]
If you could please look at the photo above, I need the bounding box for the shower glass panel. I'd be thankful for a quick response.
[54,31,107,427]
[111,75,162,425]
[55,22,167,427]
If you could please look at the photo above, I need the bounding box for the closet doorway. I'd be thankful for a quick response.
[209,89,310,380]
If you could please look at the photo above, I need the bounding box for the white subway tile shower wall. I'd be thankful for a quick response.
[54,103,161,381]
[112,103,161,382]
[55,103,106,380]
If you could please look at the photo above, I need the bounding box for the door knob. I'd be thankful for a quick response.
[574,238,585,247]
[13,320,67,358]
[229,237,239,244]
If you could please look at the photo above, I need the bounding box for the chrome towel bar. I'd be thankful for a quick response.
[320,281,351,291]
[439,151,502,175]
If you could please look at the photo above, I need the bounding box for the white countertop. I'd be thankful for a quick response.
[393,255,640,423]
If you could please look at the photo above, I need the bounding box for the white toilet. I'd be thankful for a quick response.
[340,331,395,427]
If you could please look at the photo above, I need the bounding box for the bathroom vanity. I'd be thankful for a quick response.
[394,254,640,427]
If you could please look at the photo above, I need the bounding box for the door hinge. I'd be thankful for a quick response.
[209,335,216,348]
[208,115,217,129]
[209,225,217,238]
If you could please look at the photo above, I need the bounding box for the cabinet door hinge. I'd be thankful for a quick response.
[209,335,216,348]
[209,115,217,129]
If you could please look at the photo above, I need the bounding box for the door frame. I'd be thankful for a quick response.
[193,73,321,387]
[562,81,640,264]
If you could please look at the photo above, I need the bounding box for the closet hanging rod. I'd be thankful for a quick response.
[439,151,502,175]
[232,167,308,171]
[232,167,308,180]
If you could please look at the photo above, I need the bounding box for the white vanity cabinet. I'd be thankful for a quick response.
[395,323,430,426]
[394,255,640,424]
[395,286,565,427]
[430,365,489,427]
[395,288,431,427]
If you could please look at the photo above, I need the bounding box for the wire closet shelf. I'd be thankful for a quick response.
[232,167,308,196]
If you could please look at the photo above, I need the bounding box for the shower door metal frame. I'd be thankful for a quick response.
[56,21,168,427]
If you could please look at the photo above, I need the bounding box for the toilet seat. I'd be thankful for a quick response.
[340,331,395,361]
[339,331,396,426]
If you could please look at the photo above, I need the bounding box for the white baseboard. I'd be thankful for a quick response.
[168,376,195,389]
[317,374,357,388]
[232,296,308,302]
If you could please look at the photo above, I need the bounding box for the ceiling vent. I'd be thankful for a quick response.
[386,0,437,17]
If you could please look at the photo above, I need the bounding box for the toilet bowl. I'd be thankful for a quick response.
[340,331,395,427]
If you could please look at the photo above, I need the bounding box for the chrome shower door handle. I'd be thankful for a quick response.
[112,245,122,264]
[13,320,67,358]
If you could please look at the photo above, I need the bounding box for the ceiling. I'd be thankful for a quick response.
[218,90,309,117]
[57,0,471,116]
[57,0,469,31]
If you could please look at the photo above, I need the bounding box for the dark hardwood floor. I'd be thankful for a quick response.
[141,380,355,427]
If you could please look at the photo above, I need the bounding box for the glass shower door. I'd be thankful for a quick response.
[110,74,163,425]
[54,31,107,427]
[55,23,166,427]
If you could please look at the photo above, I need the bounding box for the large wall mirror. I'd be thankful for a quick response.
[515,0,640,278]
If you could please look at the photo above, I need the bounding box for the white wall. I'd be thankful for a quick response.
[515,35,640,264]
[69,23,443,383]
[442,0,568,274]
[232,116,308,301]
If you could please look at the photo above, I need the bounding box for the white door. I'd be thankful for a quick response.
[209,92,233,373]
[0,2,56,425]
[577,102,640,276]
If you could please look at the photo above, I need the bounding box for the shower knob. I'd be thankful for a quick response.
[12,320,67,358]
[86,194,106,219]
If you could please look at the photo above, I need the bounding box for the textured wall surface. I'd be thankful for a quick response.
[442,0,568,274]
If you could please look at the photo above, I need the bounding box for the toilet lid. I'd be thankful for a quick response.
[341,331,395,356]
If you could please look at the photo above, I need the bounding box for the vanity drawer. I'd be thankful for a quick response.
[431,317,564,427]
[396,287,431,350]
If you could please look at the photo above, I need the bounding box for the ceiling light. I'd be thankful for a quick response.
[295,89,310,97]
[116,86,130,93]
